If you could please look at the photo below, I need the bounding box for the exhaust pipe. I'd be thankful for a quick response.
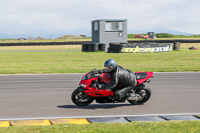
[127,96,138,101]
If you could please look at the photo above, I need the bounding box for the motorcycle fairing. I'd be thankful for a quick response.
[135,72,147,79]
[84,88,114,97]
[136,72,154,85]
[79,69,153,97]
[99,73,112,84]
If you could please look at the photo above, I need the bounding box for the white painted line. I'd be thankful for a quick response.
[1,113,200,121]
[154,72,200,74]
[0,72,200,76]
[0,73,83,76]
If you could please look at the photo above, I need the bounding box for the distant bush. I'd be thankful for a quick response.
[171,35,200,38]
[128,33,200,38]
[155,33,173,38]
[128,34,135,38]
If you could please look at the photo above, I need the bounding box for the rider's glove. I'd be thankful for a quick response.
[97,69,105,74]
[93,70,99,74]
[97,84,103,89]
[93,69,105,74]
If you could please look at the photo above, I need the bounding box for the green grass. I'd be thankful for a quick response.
[0,121,200,133]
[0,47,200,74]
[0,39,18,41]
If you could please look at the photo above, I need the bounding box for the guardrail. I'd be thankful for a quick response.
[128,39,200,43]
[0,39,199,46]
[0,41,91,46]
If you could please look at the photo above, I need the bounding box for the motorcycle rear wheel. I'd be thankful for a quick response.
[128,86,151,105]
[71,87,94,106]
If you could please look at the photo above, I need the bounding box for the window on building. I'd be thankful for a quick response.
[105,21,124,31]
[94,21,98,31]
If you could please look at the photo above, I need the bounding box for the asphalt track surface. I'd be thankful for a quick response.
[0,72,200,120]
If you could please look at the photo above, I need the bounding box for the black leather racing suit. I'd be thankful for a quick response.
[97,65,137,100]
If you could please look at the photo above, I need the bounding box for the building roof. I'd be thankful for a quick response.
[92,19,127,22]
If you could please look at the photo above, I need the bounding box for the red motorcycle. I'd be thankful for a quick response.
[71,69,154,106]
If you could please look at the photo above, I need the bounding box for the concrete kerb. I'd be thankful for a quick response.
[1,114,200,127]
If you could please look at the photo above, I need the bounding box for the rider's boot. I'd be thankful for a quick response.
[116,86,132,101]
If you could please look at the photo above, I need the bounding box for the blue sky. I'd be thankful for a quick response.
[0,0,200,38]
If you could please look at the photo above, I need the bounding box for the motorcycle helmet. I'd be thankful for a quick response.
[104,59,117,72]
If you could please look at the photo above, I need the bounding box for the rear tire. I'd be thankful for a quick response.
[71,87,94,106]
[128,86,151,105]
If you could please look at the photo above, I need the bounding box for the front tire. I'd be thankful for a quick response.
[128,86,151,105]
[71,87,94,106]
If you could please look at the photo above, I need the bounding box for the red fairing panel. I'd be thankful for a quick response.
[136,72,154,85]
[100,73,112,84]
[79,71,98,89]
[84,88,114,97]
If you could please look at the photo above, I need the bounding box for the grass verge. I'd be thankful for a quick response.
[0,45,200,74]
[0,121,200,133]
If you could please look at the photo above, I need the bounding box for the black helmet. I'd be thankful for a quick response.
[104,59,117,72]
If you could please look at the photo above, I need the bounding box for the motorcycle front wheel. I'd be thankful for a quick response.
[128,86,151,105]
[71,87,94,106]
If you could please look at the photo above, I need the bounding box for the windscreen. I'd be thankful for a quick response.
[83,70,98,80]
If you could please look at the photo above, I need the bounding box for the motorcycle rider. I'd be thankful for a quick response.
[94,59,137,101]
